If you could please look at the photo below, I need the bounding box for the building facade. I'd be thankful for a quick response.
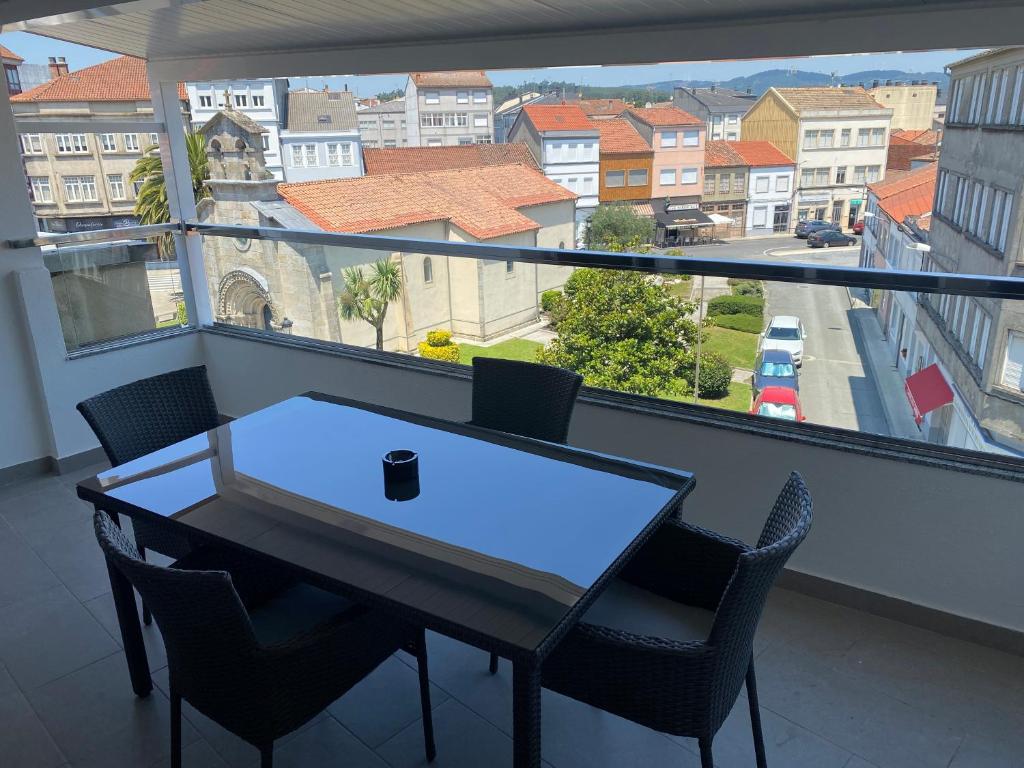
[2,45,24,95]
[731,141,796,236]
[622,106,705,206]
[700,141,747,238]
[11,55,188,233]
[508,103,599,243]
[867,81,939,131]
[357,99,407,148]
[742,87,892,230]
[673,86,756,141]
[597,119,652,204]
[186,78,289,179]
[280,90,363,183]
[405,71,493,147]
[915,47,1024,454]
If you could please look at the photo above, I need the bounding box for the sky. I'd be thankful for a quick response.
[0,31,981,98]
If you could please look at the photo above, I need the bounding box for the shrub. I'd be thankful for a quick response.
[541,289,562,313]
[175,301,188,326]
[707,294,764,318]
[710,314,763,334]
[728,279,764,298]
[664,248,684,257]
[687,351,733,399]
[419,328,460,363]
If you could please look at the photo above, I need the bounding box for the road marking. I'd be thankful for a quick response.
[765,246,859,257]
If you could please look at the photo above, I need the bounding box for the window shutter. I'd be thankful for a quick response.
[1003,332,1024,390]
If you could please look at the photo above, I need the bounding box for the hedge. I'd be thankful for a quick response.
[686,351,733,398]
[707,294,764,318]
[419,328,460,362]
[728,279,764,298]
[541,289,562,313]
[711,314,764,334]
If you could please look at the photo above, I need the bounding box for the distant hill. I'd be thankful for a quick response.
[640,69,948,98]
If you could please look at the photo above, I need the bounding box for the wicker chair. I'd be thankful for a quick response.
[541,472,813,768]
[77,365,222,625]
[470,357,583,674]
[94,510,437,768]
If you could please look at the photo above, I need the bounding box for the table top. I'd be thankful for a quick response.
[78,393,694,656]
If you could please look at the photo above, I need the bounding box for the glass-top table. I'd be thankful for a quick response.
[78,393,695,768]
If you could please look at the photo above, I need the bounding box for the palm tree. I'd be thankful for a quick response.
[129,132,209,257]
[337,259,403,351]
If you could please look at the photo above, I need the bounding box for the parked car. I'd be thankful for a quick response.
[752,349,799,399]
[750,386,806,421]
[795,219,840,238]
[761,315,806,366]
[807,229,857,248]
[852,219,865,235]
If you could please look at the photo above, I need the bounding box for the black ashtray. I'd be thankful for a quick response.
[383,450,419,501]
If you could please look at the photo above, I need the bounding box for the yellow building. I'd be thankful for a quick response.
[867,82,939,131]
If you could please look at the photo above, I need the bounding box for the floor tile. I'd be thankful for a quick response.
[84,590,169,673]
[0,665,66,768]
[0,517,62,611]
[27,651,198,768]
[328,654,449,748]
[146,738,231,768]
[0,584,119,690]
[25,512,112,603]
[274,717,388,768]
[0,484,93,548]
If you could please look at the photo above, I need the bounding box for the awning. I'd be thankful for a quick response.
[631,202,655,218]
[655,207,715,229]
[904,364,954,425]
[708,213,734,225]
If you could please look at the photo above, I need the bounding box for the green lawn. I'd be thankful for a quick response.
[663,278,693,300]
[702,326,758,370]
[663,381,753,414]
[458,338,544,366]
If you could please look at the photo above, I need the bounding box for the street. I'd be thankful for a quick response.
[683,235,890,436]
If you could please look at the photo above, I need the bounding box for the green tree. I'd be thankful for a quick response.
[585,204,655,250]
[129,132,210,256]
[337,259,404,351]
[376,89,404,102]
[538,268,701,397]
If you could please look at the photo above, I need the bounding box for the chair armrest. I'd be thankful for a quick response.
[618,520,748,611]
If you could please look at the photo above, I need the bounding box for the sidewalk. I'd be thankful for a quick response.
[846,289,922,440]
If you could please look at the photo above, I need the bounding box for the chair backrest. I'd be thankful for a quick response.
[93,510,258,684]
[471,358,583,444]
[707,472,813,724]
[77,365,220,467]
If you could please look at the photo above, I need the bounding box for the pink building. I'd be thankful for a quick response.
[623,106,705,205]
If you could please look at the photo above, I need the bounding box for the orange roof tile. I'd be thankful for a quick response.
[704,141,745,167]
[278,164,575,240]
[410,71,492,88]
[521,104,596,132]
[0,46,23,63]
[578,98,630,117]
[597,120,651,154]
[364,144,537,175]
[869,165,937,223]
[626,106,702,127]
[890,129,941,145]
[11,55,186,103]
[727,140,795,167]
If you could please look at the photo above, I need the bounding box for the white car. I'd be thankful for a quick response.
[761,315,807,367]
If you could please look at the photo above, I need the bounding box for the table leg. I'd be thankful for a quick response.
[512,657,541,768]
[102,511,152,697]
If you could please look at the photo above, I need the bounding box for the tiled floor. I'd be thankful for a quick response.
[0,467,1021,768]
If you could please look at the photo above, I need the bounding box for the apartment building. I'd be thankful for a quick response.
[917,47,1024,454]
[622,106,705,205]
[742,87,892,230]
[700,141,748,237]
[405,71,493,147]
[731,140,796,236]
[280,90,363,182]
[673,86,756,141]
[357,100,407,148]
[508,103,598,242]
[2,45,23,95]
[11,55,187,233]
[186,78,288,178]
[867,81,939,131]
[597,119,653,204]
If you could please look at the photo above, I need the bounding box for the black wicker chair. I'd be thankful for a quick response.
[94,510,437,768]
[541,472,813,768]
[470,357,583,673]
[77,365,222,625]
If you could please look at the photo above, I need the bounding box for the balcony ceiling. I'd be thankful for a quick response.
[3,0,1024,80]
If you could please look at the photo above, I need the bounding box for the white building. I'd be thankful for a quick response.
[186,78,289,179]
[280,90,363,183]
[508,103,598,244]
[729,141,796,236]
[405,71,494,147]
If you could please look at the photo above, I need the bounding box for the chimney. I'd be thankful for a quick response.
[56,57,68,76]
[48,57,61,79]
[885,79,893,86]
[746,87,752,95]
[710,84,716,92]
[872,79,880,89]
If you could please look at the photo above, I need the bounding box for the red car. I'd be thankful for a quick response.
[750,386,806,422]
[852,219,865,235]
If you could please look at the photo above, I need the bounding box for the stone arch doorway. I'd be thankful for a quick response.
[217,268,277,330]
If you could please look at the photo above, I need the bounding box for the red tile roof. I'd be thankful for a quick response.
[597,120,651,154]
[625,106,702,127]
[0,46,23,63]
[410,71,492,88]
[11,55,186,103]
[704,141,745,167]
[578,98,630,117]
[521,104,596,132]
[278,164,575,240]
[890,129,941,145]
[869,165,937,223]
[728,140,795,167]
[364,144,537,175]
